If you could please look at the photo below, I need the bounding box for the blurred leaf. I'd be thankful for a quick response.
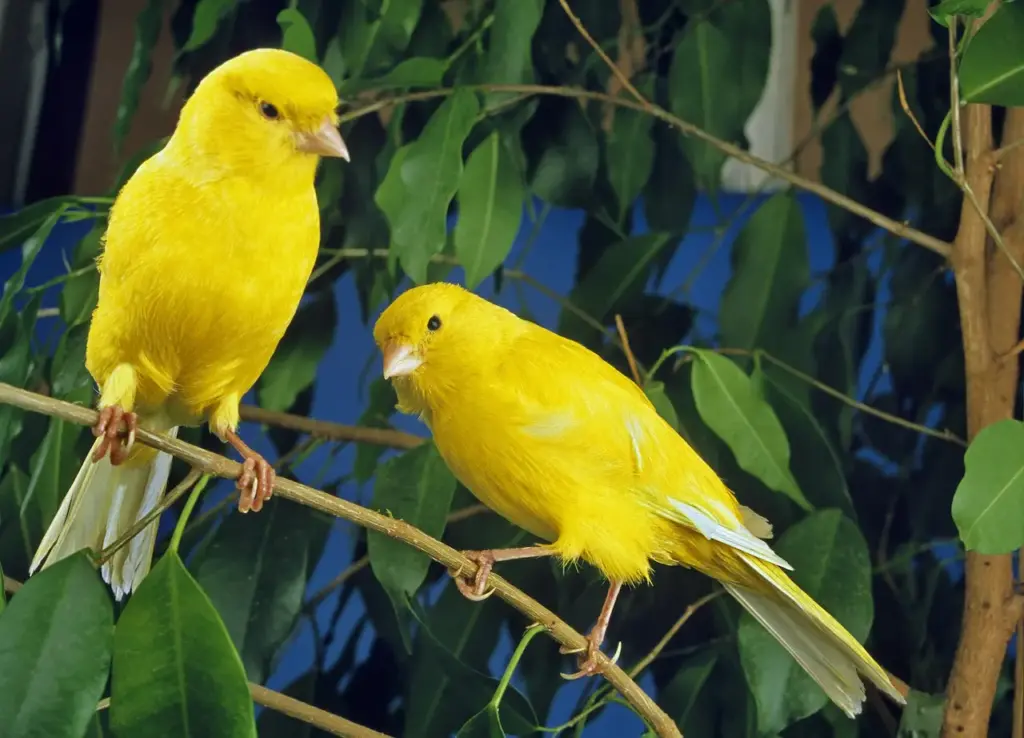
[60,224,103,329]
[455,707,504,738]
[258,291,336,412]
[481,0,544,106]
[455,132,525,289]
[668,0,771,187]
[277,7,317,62]
[50,324,92,404]
[929,0,989,27]
[524,97,599,209]
[691,350,811,511]
[354,377,402,484]
[658,648,719,735]
[339,57,445,95]
[720,192,808,355]
[375,89,480,283]
[643,125,696,236]
[0,206,65,331]
[606,85,655,222]
[0,301,38,466]
[820,114,872,236]
[645,380,680,431]
[959,2,1024,105]
[810,4,842,111]
[897,690,944,737]
[0,469,32,576]
[836,0,904,98]
[0,553,113,738]
[181,0,238,52]
[192,499,329,683]
[84,715,104,738]
[951,419,1024,554]
[368,443,457,648]
[340,0,423,78]
[0,198,85,255]
[22,419,82,542]
[115,0,164,149]
[111,552,256,737]
[738,510,873,734]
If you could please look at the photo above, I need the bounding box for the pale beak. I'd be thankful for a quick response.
[296,117,349,160]
[382,342,422,379]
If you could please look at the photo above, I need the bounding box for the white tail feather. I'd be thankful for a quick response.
[30,428,178,600]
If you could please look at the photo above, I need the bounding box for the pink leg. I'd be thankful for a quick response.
[561,581,623,679]
[92,406,138,466]
[224,429,275,514]
[451,546,553,601]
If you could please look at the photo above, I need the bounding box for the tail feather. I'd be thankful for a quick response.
[727,555,905,717]
[30,428,178,600]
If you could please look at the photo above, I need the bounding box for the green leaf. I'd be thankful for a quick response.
[115,0,164,150]
[22,419,83,542]
[258,291,336,412]
[645,381,680,431]
[959,2,1024,106]
[690,350,811,511]
[524,98,599,209]
[354,377,402,484]
[111,552,256,737]
[374,89,480,283]
[192,499,329,683]
[929,0,990,27]
[606,88,655,221]
[0,206,65,331]
[277,7,317,62]
[738,510,873,734]
[668,0,771,187]
[0,469,33,576]
[51,324,93,405]
[454,706,504,738]
[256,671,315,738]
[338,57,445,96]
[454,132,525,289]
[0,302,37,466]
[368,443,457,646]
[0,553,113,738]
[951,419,1024,553]
[60,223,103,329]
[657,649,719,735]
[181,0,238,53]
[642,124,695,236]
[897,690,944,737]
[480,0,544,106]
[720,192,808,355]
[0,198,85,255]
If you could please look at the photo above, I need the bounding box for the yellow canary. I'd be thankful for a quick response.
[372,283,905,717]
[30,48,348,599]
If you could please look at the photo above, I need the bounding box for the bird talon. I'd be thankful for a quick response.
[91,406,138,465]
[450,550,497,601]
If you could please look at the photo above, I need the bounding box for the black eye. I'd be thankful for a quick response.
[427,315,442,331]
[259,102,280,119]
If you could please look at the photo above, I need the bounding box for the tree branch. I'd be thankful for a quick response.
[338,84,954,260]
[239,405,423,449]
[0,383,682,738]
[249,683,391,738]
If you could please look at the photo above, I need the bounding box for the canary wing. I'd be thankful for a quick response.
[501,325,792,570]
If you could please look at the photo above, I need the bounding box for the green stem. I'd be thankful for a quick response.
[492,624,545,706]
[169,474,210,553]
[445,14,494,70]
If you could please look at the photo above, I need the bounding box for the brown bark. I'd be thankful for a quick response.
[943,102,1024,737]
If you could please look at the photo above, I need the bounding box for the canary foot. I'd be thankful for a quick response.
[92,405,138,466]
[223,429,275,514]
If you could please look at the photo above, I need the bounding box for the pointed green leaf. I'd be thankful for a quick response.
[0,553,113,738]
[0,468,33,575]
[481,0,543,106]
[277,8,317,62]
[658,648,719,734]
[115,0,164,149]
[929,0,989,27]
[738,510,873,734]
[375,89,480,283]
[454,133,524,289]
[181,0,238,52]
[959,2,1024,106]
[952,419,1024,553]
[258,291,336,412]
[691,350,811,511]
[645,381,680,431]
[23,419,84,536]
[606,91,655,221]
[192,499,329,683]
[338,57,445,95]
[111,552,256,737]
[0,206,65,329]
[60,223,103,329]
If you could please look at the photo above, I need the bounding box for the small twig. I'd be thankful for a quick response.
[896,70,937,153]
[627,590,722,678]
[614,314,642,385]
[0,383,681,738]
[557,0,651,110]
[239,405,423,450]
[993,136,1024,163]
[249,683,391,738]
[949,20,966,176]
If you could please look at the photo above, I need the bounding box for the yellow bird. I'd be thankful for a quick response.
[372,283,905,717]
[30,48,348,599]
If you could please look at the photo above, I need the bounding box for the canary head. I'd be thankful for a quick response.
[174,48,347,176]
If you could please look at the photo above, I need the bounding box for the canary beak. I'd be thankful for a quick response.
[296,117,349,160]
[382,342,422,379]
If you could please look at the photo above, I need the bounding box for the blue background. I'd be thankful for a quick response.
[0,191,965,735]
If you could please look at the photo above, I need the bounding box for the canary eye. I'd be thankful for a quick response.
[427,315,442,331]
[259,102,280,120]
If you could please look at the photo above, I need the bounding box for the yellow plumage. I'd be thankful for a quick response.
[31,48,348,598]
[372,282,905,717]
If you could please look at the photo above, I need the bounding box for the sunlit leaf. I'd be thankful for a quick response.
[258,291,336,413]
[691,350,811,511]
[115,0,164,149]
[951,419,1024,554]
[111,552,256,737]
[454,132,524,289]
[0,554,113,738]
[959,2,1024,106]
[738,510,873,734]
[375,89,480,283]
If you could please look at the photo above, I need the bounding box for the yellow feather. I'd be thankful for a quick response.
[373,282,905,715]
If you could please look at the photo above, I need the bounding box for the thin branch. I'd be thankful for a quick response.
[249,683,391,738]
[896,70,937,152]
[949,20,966,177]
[338,84,953,260]
[557,0,650,110]
[614,314,642,385]
[627,590,722,678]
[0,383,681,738]
[993,135,1024,162]
[239,405,423,449]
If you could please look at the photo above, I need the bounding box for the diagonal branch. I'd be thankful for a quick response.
[0,382,682,738]
[239,405,423,449]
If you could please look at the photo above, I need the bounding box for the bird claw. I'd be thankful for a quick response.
[449,550,496,600]
[236,454,275,514]
[559,639,621,680]
[92,406,138,466]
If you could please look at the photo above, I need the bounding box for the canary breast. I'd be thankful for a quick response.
[85,149,320,420]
